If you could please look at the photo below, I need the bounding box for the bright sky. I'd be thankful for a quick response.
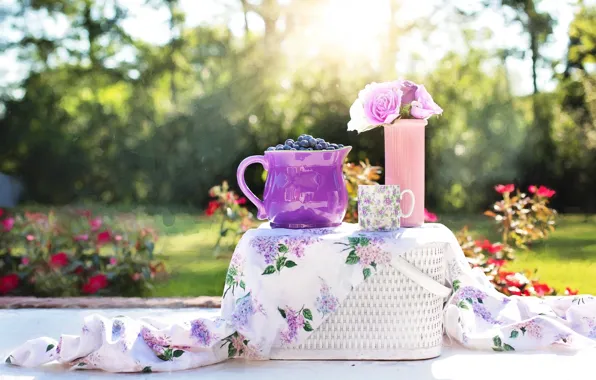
[0,0,592,95]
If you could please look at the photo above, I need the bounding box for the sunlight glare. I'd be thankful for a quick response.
[316,0,390,57]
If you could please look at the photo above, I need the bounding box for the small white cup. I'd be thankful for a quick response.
[358,185,415,231]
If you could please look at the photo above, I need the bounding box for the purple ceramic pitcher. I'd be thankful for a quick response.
[237,147,352,229]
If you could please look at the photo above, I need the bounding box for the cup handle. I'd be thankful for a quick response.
[401,189,415,218]
[237,155,268,220]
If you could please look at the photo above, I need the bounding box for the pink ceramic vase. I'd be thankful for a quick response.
[384,119,427,227]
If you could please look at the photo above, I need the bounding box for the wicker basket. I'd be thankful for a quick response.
[270,242,446,360]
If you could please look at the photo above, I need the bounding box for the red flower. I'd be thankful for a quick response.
[26,234,35,241]
[424,209,438,223]
[21,257,30,266]
[532,282,553,296]
[97,231,112,245]
[82,274,108,294]
[488,258,505,267]
[0,274,19,294]
[0,208,4,218]
[89,217,103,232]
[205,200,220,216]
[50,252,69,268]
[495,184,515,194]
[235,197,247,205]
[2,217,15,232]
[475,239,502,254]
[74,266,84,275]
[565,287,579,296]
[528,185,537,194]
[536,186,556,198]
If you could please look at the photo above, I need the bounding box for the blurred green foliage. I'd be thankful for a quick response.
[0,0,594,214]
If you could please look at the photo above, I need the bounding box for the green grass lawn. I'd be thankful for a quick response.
[146,212,596,297]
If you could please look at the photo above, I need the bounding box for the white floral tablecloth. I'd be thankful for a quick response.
[4,223,596,373]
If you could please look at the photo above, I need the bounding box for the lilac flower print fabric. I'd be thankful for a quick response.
[6,223,596,374]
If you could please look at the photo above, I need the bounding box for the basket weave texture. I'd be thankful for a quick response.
[270,242,446,360]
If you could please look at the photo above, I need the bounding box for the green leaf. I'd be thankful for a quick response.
[465,297,474,304]
[228,345,237,358]
[303,321,313,332]
[243,339,249,346]
[157,354,169,361]
[457,300,469,310]
[477,298,483,304]
[359,237,370,246]
[284,260,297,268]
[492,336,502,347]
[278,307,287,319]
[348,237,360,246]
[5,355,13,364]
[173,350,184,358]
[276,256,287,271]
[453,280,461,291]
[503,343,515,351]
[142,366,152,373]
[492,347,504,352]
[228,267,237,276]
[46,344,55,352]
[370,262,377,270]
[262,265,276,275]
[278,244,289,253]
[239,280,246,290]
[345,251,360,265]
[510,330,519,339]
[363,268,372,280]
[303,309,313,321]
[520,326,527,335]
[77,362,87,367]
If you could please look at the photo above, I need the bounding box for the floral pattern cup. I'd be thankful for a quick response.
[358,185,415,231]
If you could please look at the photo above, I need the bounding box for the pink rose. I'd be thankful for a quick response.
[2,217,15,232]
[109,257,117,266]
[74,234,89,242]
[410,85,443,119]
[21,257,30,266]
[89,217,102,232]
[360,82,403,125]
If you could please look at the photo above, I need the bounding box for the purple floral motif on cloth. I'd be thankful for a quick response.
[190,320,215,346]
[250,235,320,275]
[231,293,256,329]
[278,306,313,345]
[112,320,124,340]
[315,280,339,316]
[452,286,503,325]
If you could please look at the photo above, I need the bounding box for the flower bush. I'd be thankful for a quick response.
[206,181,253,256]
[0,208,164,297]
[453,184,573,296]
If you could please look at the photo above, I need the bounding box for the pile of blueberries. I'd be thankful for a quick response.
[266,135,345,151]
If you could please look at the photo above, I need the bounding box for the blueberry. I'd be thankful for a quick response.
[276,144,284,149]
[298,147,306,150]
[330,143,339,149]
[285,139,295,146]
[316,138,325,144]
[338,144,344,148]
[322,142,330,149]
[266,147,275,151]
[307,138,317,147]
[283,145,292,150]
[307,148,313,151]
[299,140,310,148]
[304,134,313,140]
[315,143,323,150]
[297,135,306,141]
[291,148,297,150]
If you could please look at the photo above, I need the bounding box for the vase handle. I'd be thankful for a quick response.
[237,155,268,220]
[401,189,415,218]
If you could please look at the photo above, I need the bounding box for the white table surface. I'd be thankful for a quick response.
[0,308,594,380]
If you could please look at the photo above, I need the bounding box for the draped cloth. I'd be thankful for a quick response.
[5,223,595,373]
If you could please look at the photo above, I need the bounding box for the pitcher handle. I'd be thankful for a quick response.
[237,155,268,220]
[401,189,415,218]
